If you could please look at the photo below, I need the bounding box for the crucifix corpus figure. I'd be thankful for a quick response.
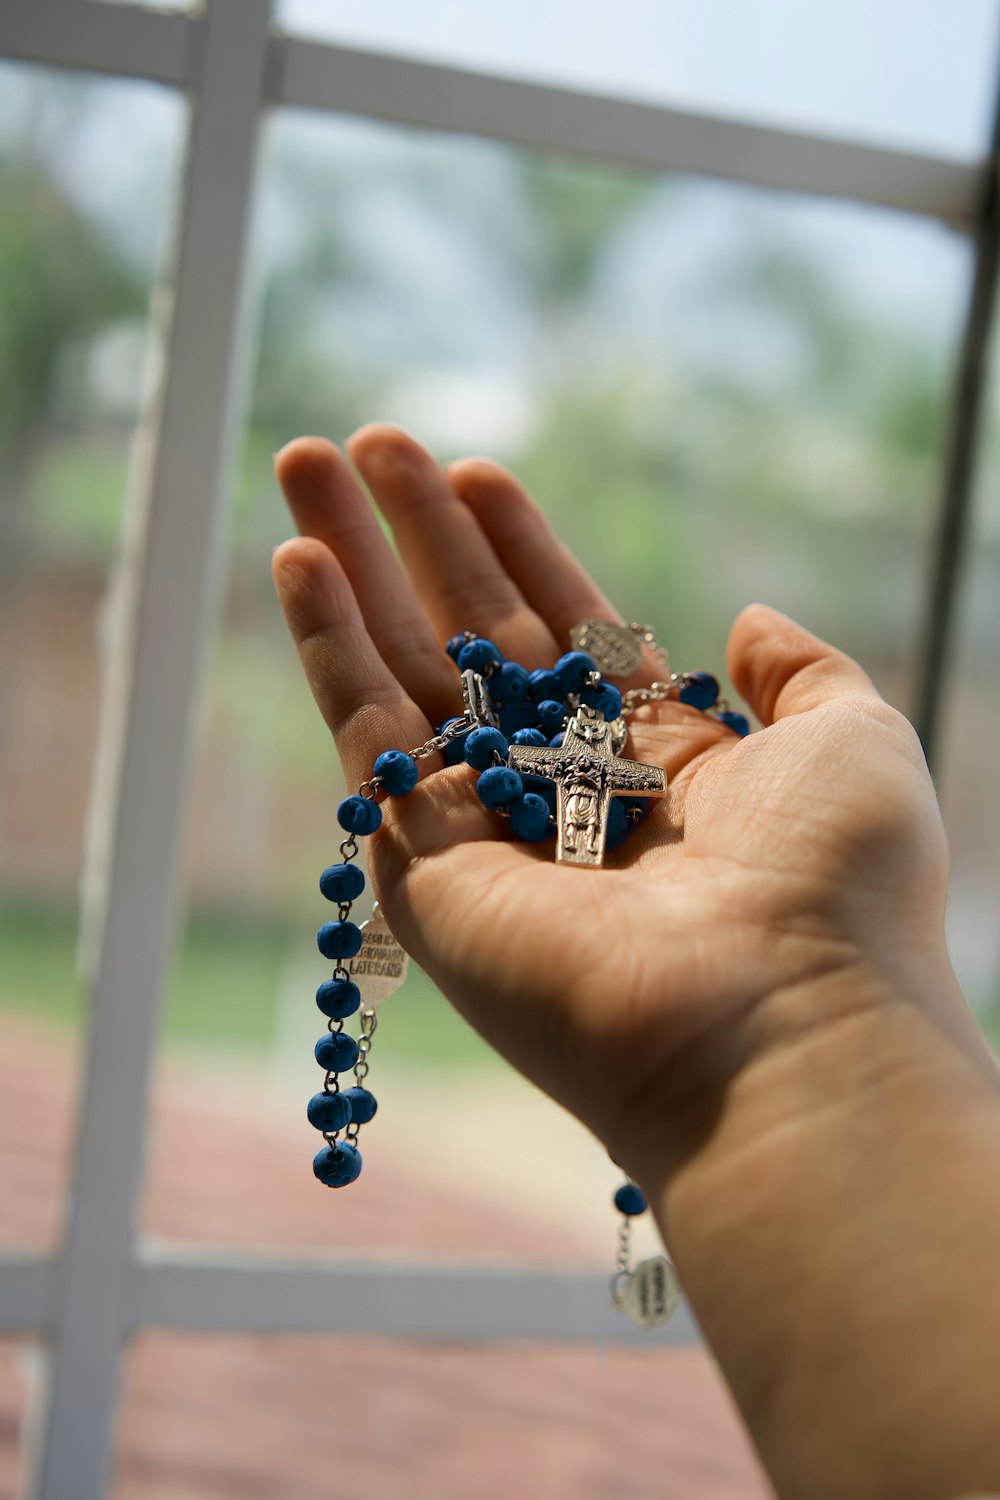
[508,704,666,868]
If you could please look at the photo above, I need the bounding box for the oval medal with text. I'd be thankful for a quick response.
[570,619,643,678]
[348,904,409,1008]
[618,1256,681,1330]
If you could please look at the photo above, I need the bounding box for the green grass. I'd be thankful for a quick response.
[0,904,83,1030]
[5,903,999,1072]
[0,903,502,1070]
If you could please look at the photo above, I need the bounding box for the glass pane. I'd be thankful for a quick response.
[113,1333,773,1499]
[277,0,998,161]
[0,62,185,1249]
[140,110,965,1261]
[939,329,1000,1051]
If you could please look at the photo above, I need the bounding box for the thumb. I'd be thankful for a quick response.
[727,604,882,727]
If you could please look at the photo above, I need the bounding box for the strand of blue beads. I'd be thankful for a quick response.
[311,827,367,1189]
[311,751,421,1188]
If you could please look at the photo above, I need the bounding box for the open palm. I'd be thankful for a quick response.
[273,425,969,1190]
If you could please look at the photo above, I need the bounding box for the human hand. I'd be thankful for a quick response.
[272,425,989,1197]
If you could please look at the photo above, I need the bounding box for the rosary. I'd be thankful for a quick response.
[307,619,750,1330]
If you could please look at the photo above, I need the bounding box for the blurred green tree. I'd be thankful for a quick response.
[0,159,141,460]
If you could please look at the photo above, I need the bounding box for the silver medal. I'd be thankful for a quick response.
[348,903,409,1008]
[614,1256,681,1330]
[570,619,644,678]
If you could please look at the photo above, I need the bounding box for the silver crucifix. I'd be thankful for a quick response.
[508,705,666,868]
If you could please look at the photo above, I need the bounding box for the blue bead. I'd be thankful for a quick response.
[591,683,622,719]
[315,1030,360,1072]
[528,669,563,705]
[374,749,419,795]
[342,1086,377,1124]
[319,863,365,903]
[549,732,564,747]
[508,792,551,841]
[477,766,524,808]
[524,778,557,815]
[313,1141,362,1187]
[457,638,503,675]
[606,799,629,850]
[614,1182,648,1216]
[464,726,509,770]
[537,699,565,735]
[498,701,538,737]
[511,727,547,747]
[555,651,598,690]
[307,1090,352,1133]
[317,920,364,961]
[337,795,382,836]
[316,978,361,1020]
[492,662,531,704]
[678,672,720,711]
[718,710,751,737]
[445,633,468,662]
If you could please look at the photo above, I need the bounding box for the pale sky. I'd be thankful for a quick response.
[280,0,1000,160]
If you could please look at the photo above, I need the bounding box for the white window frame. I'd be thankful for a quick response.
[1,3,996,1496]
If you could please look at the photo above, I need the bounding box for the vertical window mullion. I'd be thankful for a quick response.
[32,3,273,1498]
[912,56,1000,767]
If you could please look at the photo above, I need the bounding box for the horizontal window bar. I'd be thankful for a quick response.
[127,1252,702,1344]
[0,1254,699,1344]
[0,0,985,228]
[0,0,192,87]
[268,36,984,228]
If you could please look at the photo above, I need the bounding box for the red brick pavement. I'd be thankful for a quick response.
[0,1017,775,1499]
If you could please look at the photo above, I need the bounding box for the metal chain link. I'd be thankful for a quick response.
[619,621,733,715]
[411,715,474,759]
[616,1215,633,1275]
[610,1215,634,1308]
[620,677,680,716]
[344,1006,377,1147]
[357,717,475,804]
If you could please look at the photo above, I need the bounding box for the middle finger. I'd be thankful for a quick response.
[346,423,560,667]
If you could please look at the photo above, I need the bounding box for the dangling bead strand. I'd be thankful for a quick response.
[309,752,421,1189]
[310,815,369,1189]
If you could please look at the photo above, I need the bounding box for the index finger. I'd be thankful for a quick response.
[272,535,434,794]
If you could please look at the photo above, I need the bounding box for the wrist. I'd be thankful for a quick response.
[622,934,995,1201]
[643,958,1000,1500]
